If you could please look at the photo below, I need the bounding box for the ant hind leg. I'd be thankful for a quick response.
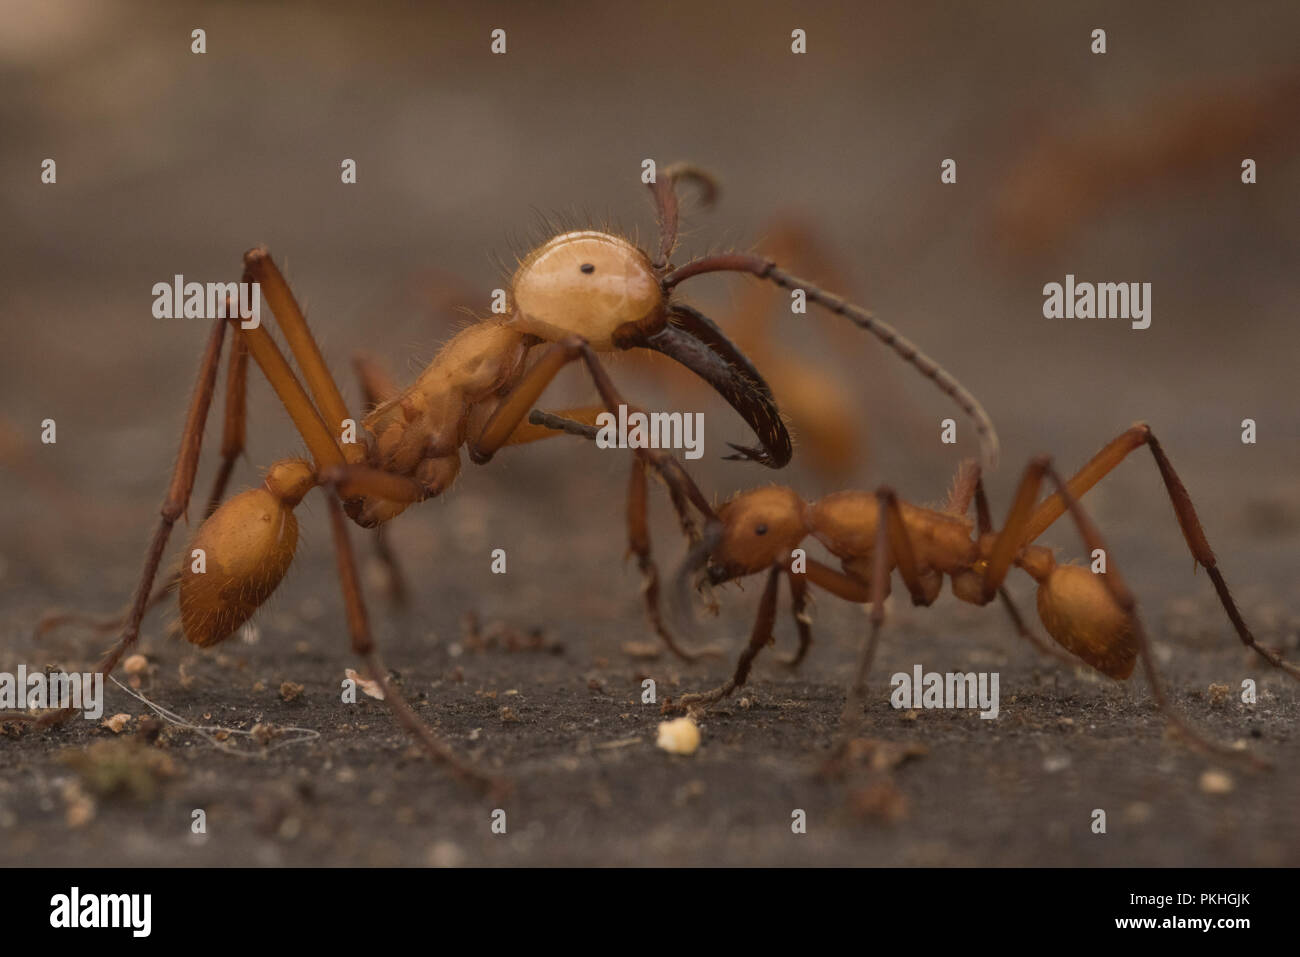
[323,492,503,793]
[1041,463,1270,769]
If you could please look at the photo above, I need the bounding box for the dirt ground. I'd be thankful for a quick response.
[1,1,1298,867]
[3,576,1299,868]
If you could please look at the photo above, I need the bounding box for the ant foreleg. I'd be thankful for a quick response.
[475,338,724,528]
[472,331,788,472]
[778,572,813,668]
[526,407,721,660]
[670,564,783,713]
[627,454,722,662]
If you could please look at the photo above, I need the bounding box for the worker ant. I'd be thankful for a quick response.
[534,398,1298,770]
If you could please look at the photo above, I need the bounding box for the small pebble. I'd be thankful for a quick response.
[656,717,701,755]
[1199,769,1234,794]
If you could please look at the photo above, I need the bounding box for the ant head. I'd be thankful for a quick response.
[706,486,808,583]
[510,231,665,349]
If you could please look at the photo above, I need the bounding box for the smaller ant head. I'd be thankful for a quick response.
[511,231,666,350]
[706,486,809,583]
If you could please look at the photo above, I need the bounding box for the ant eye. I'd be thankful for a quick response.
[580,263,595,274]
[755,524,768,536]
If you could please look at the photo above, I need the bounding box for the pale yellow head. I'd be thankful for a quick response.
[510,231,665,350]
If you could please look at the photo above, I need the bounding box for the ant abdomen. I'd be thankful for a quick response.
[179,487,299,647]
[1035,564,1137,679]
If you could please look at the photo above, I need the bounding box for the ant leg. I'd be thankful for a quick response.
[997,587,1085,668]
[823,489,893,773]
[469,339,605,463]
[1024,425,1299,680]
[527,407,721,653]
[235,315,346,471]
[524,408,710,542]
[351,353,412,604]
[472,345,743,658]
[470,332,789,473]
[965,465,1080,666]
[34,578,179,642]
[627,454,722,661]
[878,487,939,606]
[317,464,427,504]
[1040,463,1270,769]
[203,333,250,519]
[35,328,250,641]
[36,269,359,724]
[370,526,409,606]
[322,493,503,793]
[804,558,872,602]
[472,339,717,520]
[672,565,782,712]
[242,249,356,455]
[778,572,813,668]
[31,321,228,727]
[980,456,1052,599]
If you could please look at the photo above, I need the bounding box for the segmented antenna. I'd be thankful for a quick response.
[664,254,1000,470]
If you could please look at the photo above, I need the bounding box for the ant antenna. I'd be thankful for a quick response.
[663,253,1000,471]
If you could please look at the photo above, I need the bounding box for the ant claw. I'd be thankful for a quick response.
[722,443,773,466]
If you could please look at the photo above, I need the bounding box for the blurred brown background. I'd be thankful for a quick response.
[1,1,1297,867]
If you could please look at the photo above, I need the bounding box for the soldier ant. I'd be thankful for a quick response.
[24,166,998,789]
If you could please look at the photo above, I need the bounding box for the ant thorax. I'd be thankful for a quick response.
[363,322,532,479]
[510,230,665,350]
[810,491,979,579]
